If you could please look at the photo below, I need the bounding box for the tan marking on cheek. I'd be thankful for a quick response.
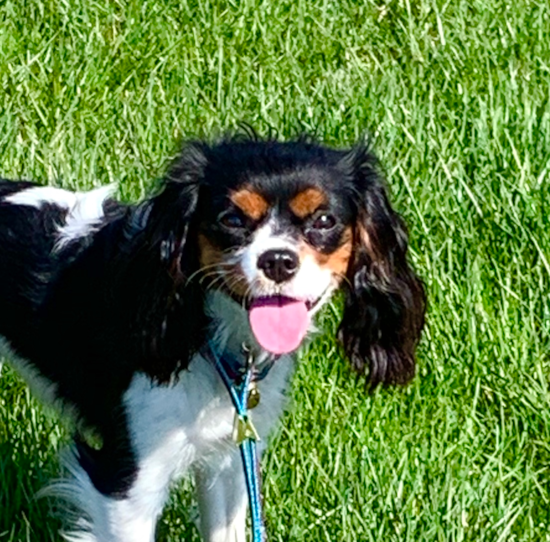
[300,227,353,278]
[224,269,249,297]
[289,188,328,218]
[197,234,249,297]
[198,233,224,268]
[230,188,269,221]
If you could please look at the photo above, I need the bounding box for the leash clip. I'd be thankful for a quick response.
[205,340,268,542]
[233,414,260,445]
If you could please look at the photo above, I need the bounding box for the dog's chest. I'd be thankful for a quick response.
[122,352,295,480]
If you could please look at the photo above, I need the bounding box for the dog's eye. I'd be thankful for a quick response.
[311,212,336,230]
[220,211,246,229]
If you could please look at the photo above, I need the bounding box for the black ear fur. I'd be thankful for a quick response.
[147,142,208,267]
[338,145,426,389]
[116,143,210,381]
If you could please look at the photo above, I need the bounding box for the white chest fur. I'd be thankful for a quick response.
[123,348,295,482]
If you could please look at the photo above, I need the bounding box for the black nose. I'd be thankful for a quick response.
[257,249,299,283]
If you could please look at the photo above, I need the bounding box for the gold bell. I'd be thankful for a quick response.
[247,385,261,409]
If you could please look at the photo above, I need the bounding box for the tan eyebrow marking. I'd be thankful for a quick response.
[230,188,269,221]
[289,188,328,218]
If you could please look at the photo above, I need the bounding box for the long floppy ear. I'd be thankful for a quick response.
[338,145,426,389]
[117,142,209,380]
[145,142,208,270]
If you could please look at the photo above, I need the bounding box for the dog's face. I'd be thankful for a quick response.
[152,138,426,387]
[199,178,353,306]
[195,152,362,354]
[194,152,360,354]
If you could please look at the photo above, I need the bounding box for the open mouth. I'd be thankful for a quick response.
[248,294,322,355]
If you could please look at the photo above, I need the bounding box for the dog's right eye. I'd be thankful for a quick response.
[220,211,246,229]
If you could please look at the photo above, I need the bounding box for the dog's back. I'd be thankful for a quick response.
[0,181,129,416]
[0,180,70,353]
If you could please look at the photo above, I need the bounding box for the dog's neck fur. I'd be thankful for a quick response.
[204,289,272,368]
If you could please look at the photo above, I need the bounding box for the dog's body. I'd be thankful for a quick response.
[0,137,425,542]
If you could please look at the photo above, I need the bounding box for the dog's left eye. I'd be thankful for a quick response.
[310,212,336,230]
[220,211,246,229]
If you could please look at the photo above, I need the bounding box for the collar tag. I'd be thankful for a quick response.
[233,414,260,445]
[203,340,268,542]
[247,384,261,409]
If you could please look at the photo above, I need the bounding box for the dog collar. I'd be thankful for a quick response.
[203,340,277,542]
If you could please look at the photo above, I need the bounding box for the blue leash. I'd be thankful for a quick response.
[205,341,268,542]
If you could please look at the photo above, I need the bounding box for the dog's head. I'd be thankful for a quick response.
[146,136,426,388]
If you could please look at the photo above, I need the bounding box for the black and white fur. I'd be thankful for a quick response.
[0,136,426,541]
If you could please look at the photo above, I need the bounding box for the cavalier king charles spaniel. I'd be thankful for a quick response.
[0,135,425,542]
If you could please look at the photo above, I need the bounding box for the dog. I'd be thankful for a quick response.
[0,135,426,542]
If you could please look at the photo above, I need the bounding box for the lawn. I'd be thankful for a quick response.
[0,0,549,540]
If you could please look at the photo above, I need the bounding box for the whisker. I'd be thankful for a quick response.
[186,261,232,285]
[198,270,226,284]
[205,275,227,291]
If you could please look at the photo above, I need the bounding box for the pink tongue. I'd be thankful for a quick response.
[249,297,310,355]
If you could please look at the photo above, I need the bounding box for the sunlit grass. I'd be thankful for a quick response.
[1,0,549,540]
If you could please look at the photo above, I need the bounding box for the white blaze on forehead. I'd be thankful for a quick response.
[240,220,297,283]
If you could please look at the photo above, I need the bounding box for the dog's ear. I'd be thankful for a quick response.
[119,143,209,380]
[337,145,426,389]
[146,142,208,278]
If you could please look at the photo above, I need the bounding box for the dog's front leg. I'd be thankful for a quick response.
[194,449,248,542]
[60,466,162,542]
[61,434,171,542]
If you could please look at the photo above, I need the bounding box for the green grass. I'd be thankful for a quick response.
[1,0,549,540]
